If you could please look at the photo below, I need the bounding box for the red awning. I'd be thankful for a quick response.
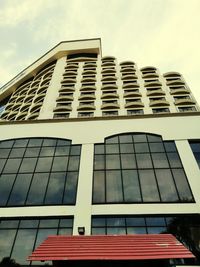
[28,234,195,261]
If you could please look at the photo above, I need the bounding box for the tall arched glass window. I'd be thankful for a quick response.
[0,137,81,206]
[93,133,194,203]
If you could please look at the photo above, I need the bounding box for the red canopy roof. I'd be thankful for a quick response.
[28,234,195,261]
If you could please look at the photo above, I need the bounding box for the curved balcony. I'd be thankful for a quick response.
[147,90,165,96]
[101,93,119,99]
[123,83,139,89]
[35,63,55,78]
[37,85,48,94]
[150,100,170,107]
[28,86,38,95]
[5,102,14,111]
[125,101,144,108]
[124,91,142,98]
[80,85,96,91]
[77,104,95,111]
[61,78,76,84]
[101,69,116,74]
[59,86,75,93]
[140,66,157,72]
[20,103,30,113]
[82,70,96,75]
[101,76,117,82]
[174,99,196,105]
[101,103,120,110]
[31,79,41,88]
[101,84,118,91]
[16,95,26,103]
[101,61,115,67]
[166,80,185,86]
[81,77,96,83]
[27,113,39,120]
[122,74,137,80]
[56,95,74,102]
[0,110,9,119]
[33,94,45,104]
[120,61,135,67]
[29,103,42,113]
[144,81,162,88]
[7,111,18,120]
[170,88,190,95]
[23,94,35,103]
[142,73,159,79]
[102,56,116,62]
[78,94,95,100]
[15,112,28,121]
[54,106,72,112]
[163,72,181,78]
[83,63,97,68]
[12,103,21,112]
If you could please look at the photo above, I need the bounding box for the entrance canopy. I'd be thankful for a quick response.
[28,234,194,262]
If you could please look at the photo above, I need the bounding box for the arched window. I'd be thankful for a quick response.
[93,133,194,204]
[0,137,81,206]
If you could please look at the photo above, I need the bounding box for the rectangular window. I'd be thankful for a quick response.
[189,141,200,168]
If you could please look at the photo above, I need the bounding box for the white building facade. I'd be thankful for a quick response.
[0,39,200,266]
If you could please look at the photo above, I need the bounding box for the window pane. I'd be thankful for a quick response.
[95,144,104,154]
[93,171,105,203]
[58,228,72,235]
[34,228,57,248]
[105,144,119,154]
[43,139,57,146]
[24,147,40,157]
[0,140,14,148]
[139,170,160,202]
[126,217,145,226]
[107,227,126,234]
[0,220,19,228]
[164,142,177,152]
[106,171,123,202]
[146,217,166,226]
[190,143,200,152]
[45,172,66,204]
[0,174,16,205]
[7,174,32,206]
[147,227,166,234]
[11,229,36,265]
[133,134,147,143]
[70,146,81,155]
[147,135,162,142]
[167,152,182,168]
[19,220,39,228]
[127,227,146,234]
[26,173,49,205]
[135,143,149,153]
[63,172,78,204]
[40,147,55,157]
[0,229,16,260]
[52,156,68,171]
[136,154,152,168]
[0,148,11,158]
[9,148,25,158]
[14,139,29,147]
[155,169,179,202]
[106,155,120,169]
[68,156,80,171]
[92,228,106,235]
[149,143,165,152]
[119,135,133,143]
[172,169,193,201]
[120,143,134,153]
[94,155,105,170]
[35,157,53,172]
[59,218,73,227]
[55,146,70,156]
[57,140,71,146]
[19,158,37,173]
[121,154,136,169]
[122,170,141,202]
[92,218,106,227]
[105,136,118,143]
[3,159,21,173]
[107,218,125,226]
[0,159,6,173]
[39,219,59,228]
[28,139,43,147]
[152,153,169,168]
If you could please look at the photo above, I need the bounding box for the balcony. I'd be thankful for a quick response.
[101,103,120,110]
[170,88,190,95]
[147,90,165,96]
[57,96,74,102]
[77,104,95,111]
[174,98,196,105]
[124,91,142,98]
[78,94,96,100]
[125,101,144,108]
[101,93,119,99]
[149,100,169,107]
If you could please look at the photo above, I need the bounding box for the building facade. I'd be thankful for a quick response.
[0,38,200,266]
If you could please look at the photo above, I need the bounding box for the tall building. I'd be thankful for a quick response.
[0,38,200,266]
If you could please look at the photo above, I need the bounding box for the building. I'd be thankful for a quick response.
[0,38,200,266]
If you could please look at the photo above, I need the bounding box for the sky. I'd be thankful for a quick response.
[0,0,200,103]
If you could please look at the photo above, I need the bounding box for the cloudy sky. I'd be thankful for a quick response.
[0,0,200,102]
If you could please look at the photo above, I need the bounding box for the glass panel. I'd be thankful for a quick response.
[119,135,133,143]
[63,172,78,204]
[190,143,200,152]
[94,144,104,154]
[92,218,106,227]
[0,174,16,205]
[147,135,162,142]
[0,220,19,228]
[149,143,165,152]
[155,169,179,202]
[120,143,134,153]
[0,148,11,158]
[19,220,39,228]
[45,172,66,204]
[19,158,37,173]
[105,136,118,144]
[43,139,57,146]
[51,156,68,172]
[35,157,53,172]
[0,229,16,260]
[194,152,200,168]
[127,227,146,234]
[93,171,105,203]
[136,154,152,168]
[135,143,149,153]
[133,134,147,143]
[107,218,125,226]
[92,228,106,235]
[55,146,70,156]
[59,218,73,227]
[9,148,25,158]
[172,169,193,202]
[0,159,6,173]
[7,174,32,206]
[105,144,119,154]
[147,227,166,234]
[164,142,177,152]
[57,139,71,146]
[122,170,141,202]
[107,227,126,234]
[35,228,57,248]
[26,173,49,205]
[58,228,72,235]
[13,139,29,147]
[126,217,145,226]
[167,152,182,168]
[3,159,21,173]
[28,139,43,147]
[106,170,123,202]
[106,155,120,169]
[24,147,40,157]
[70,146,81,155]
[39,219,59,228]
[121,154,136,169]
[94,155,104,170]
[68,156,80,171]
[40,147,55,157]
[146,217,166,226]
[0,140,14,148]
[139,170,160,202]
[152,153,169,168]
[11,229,36,265]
